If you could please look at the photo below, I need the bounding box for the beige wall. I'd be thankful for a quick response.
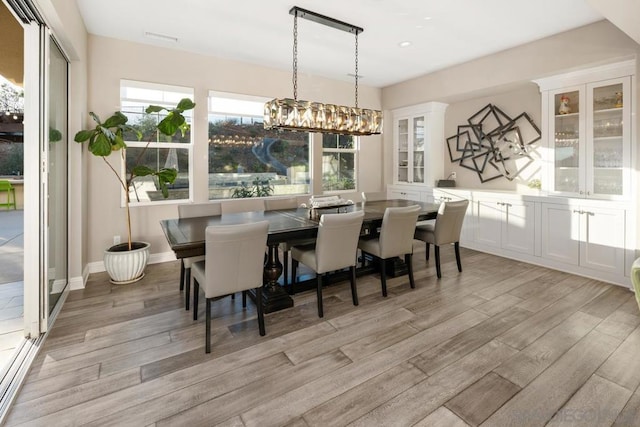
[85,35,383,263]
[443,83,541,191]
[381,20,640,192]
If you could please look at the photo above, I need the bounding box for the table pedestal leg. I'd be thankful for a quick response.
[252,243,293,313]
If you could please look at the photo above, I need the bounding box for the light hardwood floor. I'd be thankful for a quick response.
[5,244,640,426]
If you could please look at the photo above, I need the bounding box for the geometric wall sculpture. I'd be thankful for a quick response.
[446,104,541,183]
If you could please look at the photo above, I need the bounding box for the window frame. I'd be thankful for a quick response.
[119,79,194,207]
[321,133,359,194]
[207,90,311,200]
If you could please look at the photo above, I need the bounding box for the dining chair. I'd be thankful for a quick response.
[358,204,420,297]
[191,221,269,353]
[414,199,469,279]
[264,197,313,293]
[221,198,265,214]
[178,202,222,311]
[0,180,16,210]
[291,210,364,317]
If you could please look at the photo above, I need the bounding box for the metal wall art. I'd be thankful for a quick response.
[446,104,541,183]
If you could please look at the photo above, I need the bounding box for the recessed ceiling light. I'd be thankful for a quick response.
[144,31,178,43]
[398,41,412,48]
[424,16,432,20]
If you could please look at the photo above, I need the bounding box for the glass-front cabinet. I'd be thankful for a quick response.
[393,102,447,186]
[537,61,633,200]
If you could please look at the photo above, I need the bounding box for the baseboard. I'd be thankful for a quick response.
[69,275,85,291]
[86,251,177,275]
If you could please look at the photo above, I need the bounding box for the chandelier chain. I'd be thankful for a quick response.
[355,32,359,108]
[293,14,298,101]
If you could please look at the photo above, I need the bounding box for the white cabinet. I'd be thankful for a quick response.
[535,61,634,200]
[541,202,625,275]
[387,187,421,201]
[393,102,448,187]
[475,197,537,256]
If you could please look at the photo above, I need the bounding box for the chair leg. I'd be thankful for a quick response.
[435,245,442,279]
[455,242,462,272]
[205,298,212,353]
[242,290,247,308]
[349,266,358,306]
[179,260,185,291]
[256,287,265,336]
[316,273,324,318]
[405,254,416,289]
[185,268,191,310]
[361,251,367,268]
[193,279,199,321]
[425,243,430,261]
[380,259,388,297]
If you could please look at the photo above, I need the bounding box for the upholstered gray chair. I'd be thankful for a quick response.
[191,221,269,353]
[414,200,469,279]
[291,210,365,317]
[221,198,265,214]
[264,197,313,292]
[358,205,420,297]
[178,202,222,310]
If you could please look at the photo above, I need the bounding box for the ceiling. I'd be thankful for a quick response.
[75,0,603,88]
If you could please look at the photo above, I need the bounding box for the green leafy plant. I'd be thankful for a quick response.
[74,98,196,250]
[231,178,274,198]
[528,178,541,189]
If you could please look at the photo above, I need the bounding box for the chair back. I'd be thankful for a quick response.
[379,205,421,259]
[264,197,299,211]
[0,180,13,191]
[221,198,265,214]
[433,200,469,245]
[178,202,222,219]
[204,221,269,298]
[315,210,365,274]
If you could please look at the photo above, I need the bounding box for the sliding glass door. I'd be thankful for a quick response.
[46,38,68,313]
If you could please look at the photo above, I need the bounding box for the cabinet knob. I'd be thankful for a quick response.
[579,191,584,195]
[586,191,591,196]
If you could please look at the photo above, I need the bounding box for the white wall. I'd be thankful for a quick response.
[85,35,383,263]
[381,20,640,192]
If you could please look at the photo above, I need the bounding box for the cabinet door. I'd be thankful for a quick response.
[586,77,631,200]
[412,116,425,184]
[396,118,410,183]
[549,86,586,197]
[541,203,579,265]
[579,206,625,274]
[501,201,535,255]
[475,199,502,249]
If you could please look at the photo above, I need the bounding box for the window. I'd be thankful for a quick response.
[208,91,310,199]
[120,80,194,204]
[322,134,357,192]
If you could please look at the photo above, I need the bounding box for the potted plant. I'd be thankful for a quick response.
[75,98,196,284]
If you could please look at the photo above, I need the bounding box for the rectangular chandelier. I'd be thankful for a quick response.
[264,7,383,136]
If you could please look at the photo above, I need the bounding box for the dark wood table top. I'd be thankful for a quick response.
[160,199,440,259]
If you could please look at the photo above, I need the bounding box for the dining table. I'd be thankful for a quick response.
[160,199,440,313]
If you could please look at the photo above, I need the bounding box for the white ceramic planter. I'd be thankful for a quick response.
[103,241,150,284]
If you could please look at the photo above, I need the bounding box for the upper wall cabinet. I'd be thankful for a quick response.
[393,102,448,187]
[534,60,635,200]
